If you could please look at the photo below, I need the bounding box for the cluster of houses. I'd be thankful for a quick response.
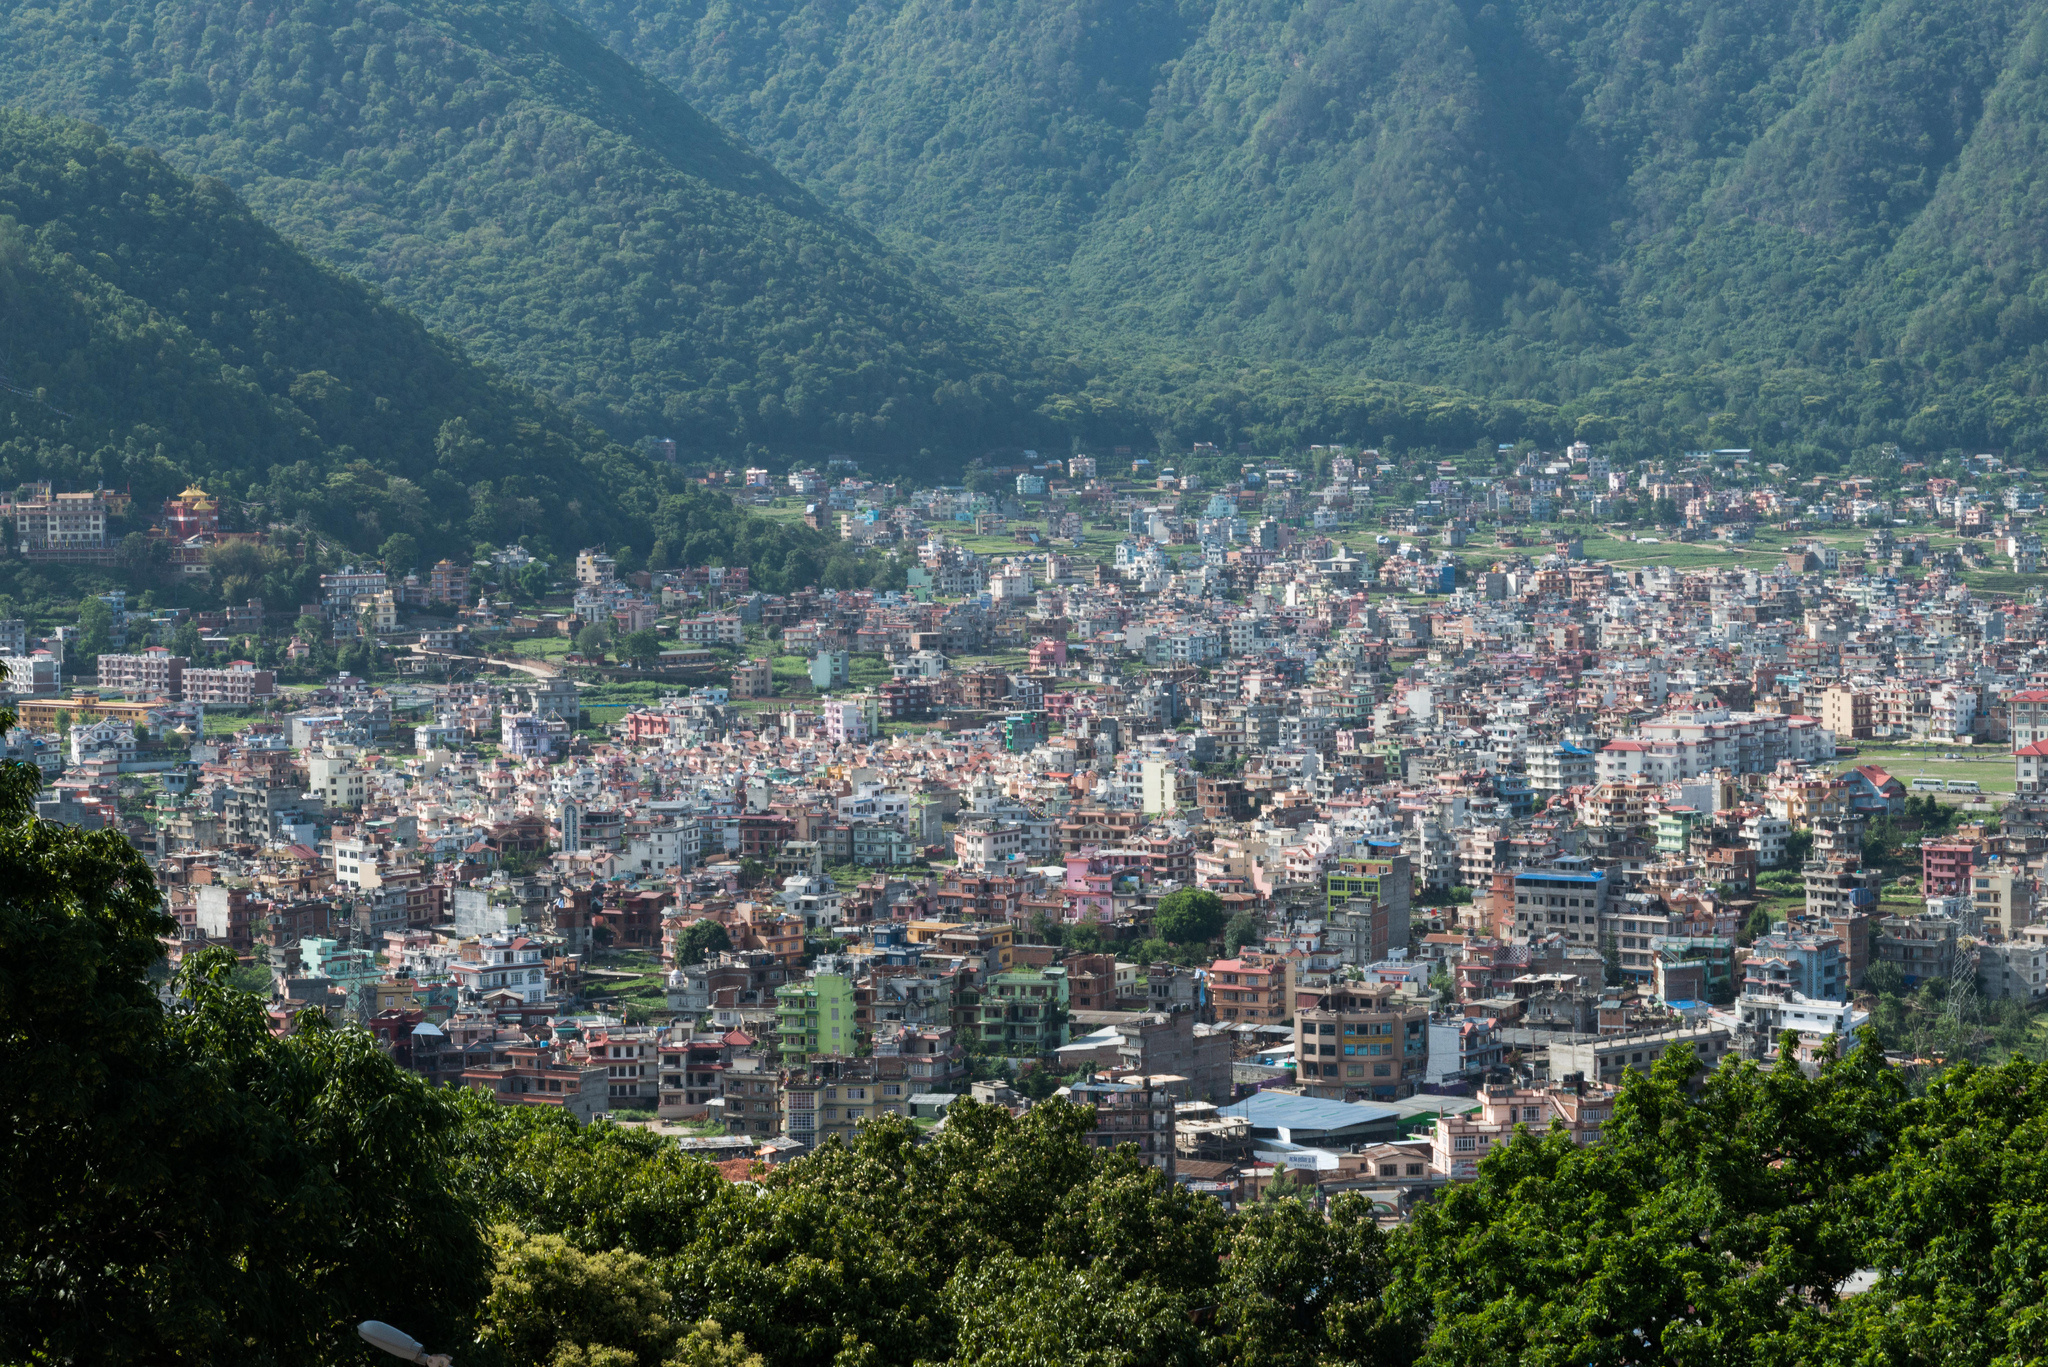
[16,440,2048,1211]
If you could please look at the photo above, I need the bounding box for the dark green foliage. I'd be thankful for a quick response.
[1218,1193,1393,1367]
[0,110,902,588]
[1222,908,1261,955]
[1378,1039,1890,1364]
[564,0,2048,456]
[0,0,1055,453]
[672,917,731,964]
[1153,887,1228,944]
[0,726,487,1364]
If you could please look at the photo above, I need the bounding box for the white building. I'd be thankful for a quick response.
[1524,741,1594,796]
[953,819,1025,870]
[1739,813,1791,868]
[820,699,871,746]
[449,935,548,1004]
[779,872,843,931]
[1735,989,1863,1040]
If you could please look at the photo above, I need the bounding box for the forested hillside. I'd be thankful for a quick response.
[0,0,1057,452]
[563,0,2048,457]
[0,111,895,590]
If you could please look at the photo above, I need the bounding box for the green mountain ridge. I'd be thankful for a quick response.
[0,108,895,590]
[0,0,1060,454]
[561,0,2048,455]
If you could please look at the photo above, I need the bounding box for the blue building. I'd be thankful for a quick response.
[1741,929,1846,1000]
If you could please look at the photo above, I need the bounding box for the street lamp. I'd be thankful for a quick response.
[357,1320,454,1367]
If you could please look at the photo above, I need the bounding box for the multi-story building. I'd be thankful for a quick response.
[1066,1076,1176,1175]
[1739,812,1791,867]
[1803,860,1881,921]
[1293,982,1429,1101]
[655,1033,729,1121]
[1549,1022,1735,1085]
[2010,689,2048,750]
[319,567,388,611]
[182,661,277,704]
[1980,931,2048,1002]
[731,658,774,699]
[773,971,856,1064]
[0,652,60,695]
[1427,1013,1507,1084]
[1818,684,1873,741]
[976,965,1070,1052]
[1207,953,1289,1024]
[953,819,1025,870]
[427,558,473,605]
[15,489,108,551]
[820,699,871,746]
[717,1054,782,1135]
[1621,707,1801,779]
[1741,929,1847,1001]
[1504,858,1610,949]
[306,749,366,809]
[2018,741,2048,796]
[447,934,549,1004]
[1970,862,2035,940]
[461,1045,609,1124]
[1324,848,1412,930]
[1524,741,1595,796]
[1875,915,1959,987]
[781,1056,906,1149]
[587,1028,659,1107]
[97,648,185,698]
[1430,1079,1619,1180]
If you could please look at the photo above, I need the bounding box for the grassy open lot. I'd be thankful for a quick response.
[582,948,671,1017]
[202,710,271,735]
[1961,570,2042,598]
[1833,744,2016,796]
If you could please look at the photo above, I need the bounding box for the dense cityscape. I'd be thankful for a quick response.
[11,442,2046,1200]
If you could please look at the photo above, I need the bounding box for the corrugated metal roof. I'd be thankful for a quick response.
[1219,1091,1397,1132]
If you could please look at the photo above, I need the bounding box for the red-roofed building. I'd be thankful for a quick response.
[1842,765,1905,815]
[1208,954,1289,1024]
[2011,690,2048,750]
[2018,740,2048,796]
[1923,838,1986,896]
[1595,739,1649,782]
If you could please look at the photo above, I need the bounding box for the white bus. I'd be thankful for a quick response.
[1944,780,1982,794]
[1909,778,1945,791]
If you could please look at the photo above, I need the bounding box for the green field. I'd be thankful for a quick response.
[1961,570,2042,598]
[1834,745,2016,797]
[202,710,272,736]
[581,949,671,1018]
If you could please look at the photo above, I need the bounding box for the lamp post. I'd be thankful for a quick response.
[357,1320,454,1367]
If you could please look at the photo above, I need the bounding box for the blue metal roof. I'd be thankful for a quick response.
[1218,1091,1398,1133]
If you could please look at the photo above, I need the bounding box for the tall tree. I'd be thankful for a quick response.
[0,714,488,1363]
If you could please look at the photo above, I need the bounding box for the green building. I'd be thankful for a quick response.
[809,650,851,690]
[977,965,1070,1055]
[1000,711,1047,753]
[851,822,921,867]
[1324,848,1412,919]
[1655,807,1704,857]
[774,971,855,1064]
